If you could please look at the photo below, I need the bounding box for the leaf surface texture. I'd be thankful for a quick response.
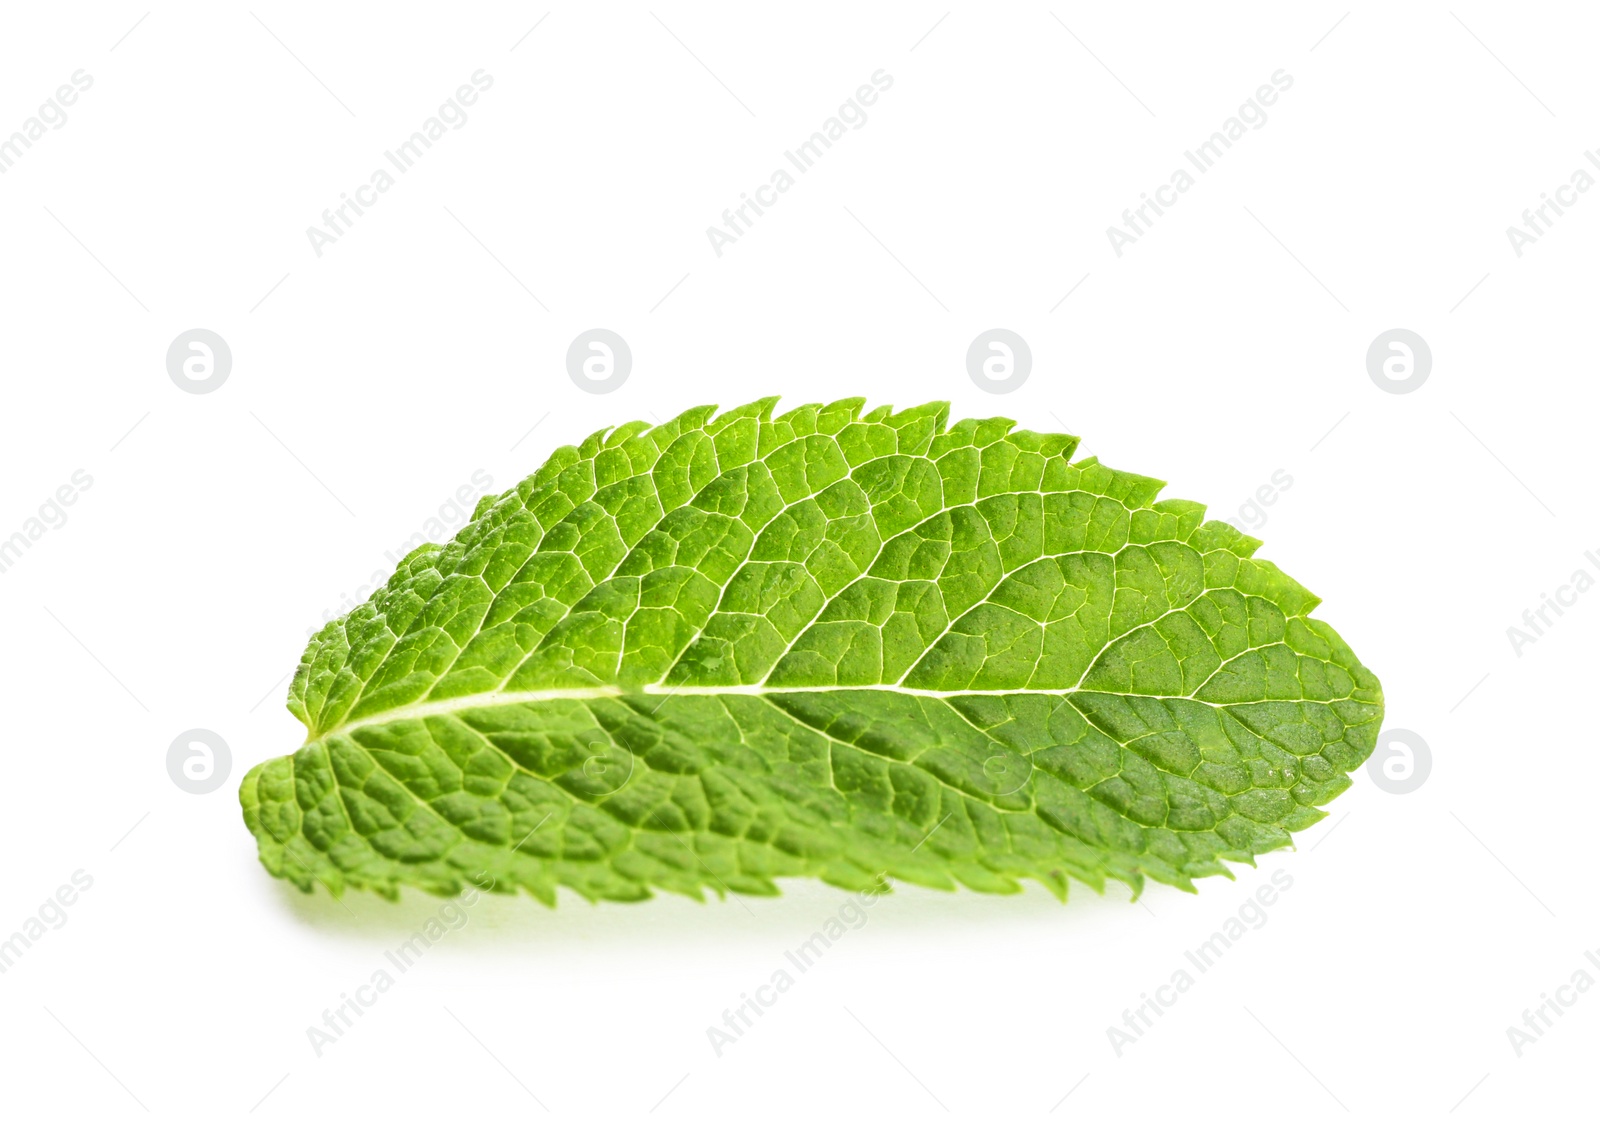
[240,399,1382,903]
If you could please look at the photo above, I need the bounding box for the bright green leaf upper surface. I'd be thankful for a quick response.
[241,399,1382,903]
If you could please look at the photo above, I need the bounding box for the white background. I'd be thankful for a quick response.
[0,3,1592,1121]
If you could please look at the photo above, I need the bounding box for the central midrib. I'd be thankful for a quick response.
[310,681,1131,742]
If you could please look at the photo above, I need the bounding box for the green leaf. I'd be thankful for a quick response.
[240,399,1382,904]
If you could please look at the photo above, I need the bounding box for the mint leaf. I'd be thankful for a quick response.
[240,399,1382,903]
